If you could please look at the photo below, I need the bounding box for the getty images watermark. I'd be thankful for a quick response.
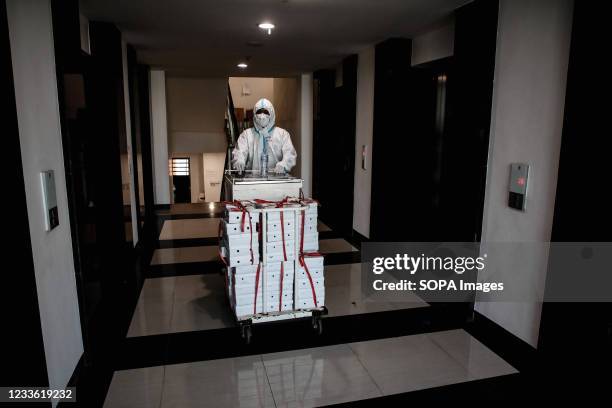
[360,242,612,303]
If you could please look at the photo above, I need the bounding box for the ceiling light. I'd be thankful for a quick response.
[237,62,248,68]
[258,22,275,35]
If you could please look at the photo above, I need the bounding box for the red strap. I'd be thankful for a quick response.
[279,262,284,312]
[299,209,305,255]
[280,211,287,262]
[299,254,318,307]
[253,263,261,314]
[217,220,229,267]
[230,268,236,310]
[223,200,249,233]
[248,211,254,264]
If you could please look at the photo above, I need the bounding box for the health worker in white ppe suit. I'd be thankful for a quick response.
[232,98,297,174]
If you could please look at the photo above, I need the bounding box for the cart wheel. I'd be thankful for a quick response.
[312,317,323,335]
[242,325,252,344]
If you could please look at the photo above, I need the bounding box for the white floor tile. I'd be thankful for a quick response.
[170,274,235,332]
[349,330,516,395]
[262,344,382,406]
[151,246,219,265]
[324,264,427,317]
[317,221,332,232]
[162,356,274,408]
[319,238,358,254]
[127,294,174,337]
[128,263,428,336]
[427,329,518,380]
[104,367,163,408]
[159,218,220,240]
[109,331,516,407]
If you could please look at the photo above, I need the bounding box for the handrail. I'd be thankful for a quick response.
[221,82,240,200]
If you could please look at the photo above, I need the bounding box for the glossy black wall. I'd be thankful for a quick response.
[313,55,358,235]
[369,0,498,242]
[539,1,612,391]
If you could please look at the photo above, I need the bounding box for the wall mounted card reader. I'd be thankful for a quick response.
[41,170,59,231]
[508,163,529,211]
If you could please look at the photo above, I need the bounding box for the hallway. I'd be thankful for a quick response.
[5,0,611,406]
[104,204,516,407]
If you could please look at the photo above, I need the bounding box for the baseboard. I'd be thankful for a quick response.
[346,229,369,249]
[154,204,171,210]
[66,354,84,388]
[464,310,537,373]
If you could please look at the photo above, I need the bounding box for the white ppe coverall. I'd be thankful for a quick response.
[231,98,297,173]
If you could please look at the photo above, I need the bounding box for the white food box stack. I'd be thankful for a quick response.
[220,198,324,319]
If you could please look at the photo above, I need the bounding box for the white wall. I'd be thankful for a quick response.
[411,17,455,66]
[166,77,227,154]
[203,152,226,202]
[229,77,274,111]
[299,73,313,194]
[121,39,138,244]
[353,47,375,238]
[476,0,574,347]
[7,0,83,396]
[150,69,171,205]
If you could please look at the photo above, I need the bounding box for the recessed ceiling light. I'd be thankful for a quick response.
[258,22,275,35]
[237,62,248,68]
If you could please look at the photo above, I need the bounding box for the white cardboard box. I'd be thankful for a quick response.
[266,216,294,232]
[296,266,323,280]
[235,304,263,317]
[223,219,255,235]
[266,229,295,243]
[299,232,319,251]
[224,232,259,247]
[266,240,295,255]
[266,252,295,262]
[297,255,324,270]
[225,209,259,224]
[232,264,260,275]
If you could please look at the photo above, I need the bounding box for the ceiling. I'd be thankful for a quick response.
[80,0,470,77]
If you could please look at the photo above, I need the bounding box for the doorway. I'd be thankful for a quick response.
[171,157,191,203]
[312,56,357,236]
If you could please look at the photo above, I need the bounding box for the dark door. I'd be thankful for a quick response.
[173,176,191,203]
[171,157,191,203]
[51,8,141,370]
[312,56,357,235]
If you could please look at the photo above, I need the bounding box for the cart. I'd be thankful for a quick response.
[220,183,327,344]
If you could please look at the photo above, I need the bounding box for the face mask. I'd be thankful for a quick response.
[255,113,270,128]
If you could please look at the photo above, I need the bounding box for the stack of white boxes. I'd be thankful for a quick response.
[221,198,325,319]
[296,201,325,309]
[222,203,262,317]
[263,206,297,313]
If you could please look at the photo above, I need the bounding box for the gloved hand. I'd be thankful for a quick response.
[274,163,285,174]
[235,162,245,172]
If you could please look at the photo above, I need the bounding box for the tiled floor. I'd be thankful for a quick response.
[317,221,332,232]
[157,202,223,215]
[159,219,337,241]
[159,218,220,240]
[318,238,358,254]
[105,330,517,407]
[127,263,427,337]
[149,238,357,265]
[150,246,219,265]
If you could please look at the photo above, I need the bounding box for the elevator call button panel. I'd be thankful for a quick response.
[508,163,529,211]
